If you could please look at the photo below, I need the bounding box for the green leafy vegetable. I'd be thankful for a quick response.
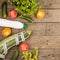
[8,0,40,16]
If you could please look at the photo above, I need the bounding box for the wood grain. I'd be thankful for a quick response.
[0,9,60,23]
[0,0,60,60]
[0,0,60,9]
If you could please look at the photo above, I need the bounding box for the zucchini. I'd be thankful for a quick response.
[19,15,34,23]
[11,50,19,60]
[2,1,7,18]
[0,30,31,58]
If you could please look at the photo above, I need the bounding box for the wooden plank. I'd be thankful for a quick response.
[27,36,60,48]
[5,48,60,60]
[0,0,6,9]
[39,48,60,60]
[0,22,59,59]
[27,23,60,36]
[33,9,60,23]
[40,0,60,9]
[11,9,60,23]
[26,9,60,23]
[0,0,60,60]
[0,0,59,23]
[4,47,60,60]
[0,2,60,23]
[0,0,60,9]
[46,23,60,36]
[0,22,60,41]
[0,22,46,43]
[27,23,60,48]
[0,23,47,36]
[0,0,59,9]
[0,9,60,23]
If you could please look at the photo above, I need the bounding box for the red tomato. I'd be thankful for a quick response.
[19,42,29,52]
[8,10,18,19]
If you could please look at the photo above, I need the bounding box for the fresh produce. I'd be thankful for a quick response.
[8,10,18,19]
[0,30,31,58]
[21,48,38,60]
[19,15,34,23]
[0,18,27,29]
[11,50,19,60]
[8,0,40,23]
[8,0,40,16]
[36,9,45,19]
[2,28,12,37]
[2,1,7,18]
[19,42,29,52]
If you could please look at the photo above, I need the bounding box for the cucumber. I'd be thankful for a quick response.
[2,1,7,18]
[11,50,19,60]
[19,15,34,23]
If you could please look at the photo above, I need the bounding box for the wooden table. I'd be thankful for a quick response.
[0,0,60,60]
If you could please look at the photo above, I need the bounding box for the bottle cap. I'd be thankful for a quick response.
[23,23,27,29]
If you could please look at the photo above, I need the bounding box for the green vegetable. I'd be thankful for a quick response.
[19,15,34,23]
[21,48,38,60]
[0,30,31,56]
[8,0,40,16]
[32,48,38,60]
[2,1,7,18]
[11,50,19,60]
